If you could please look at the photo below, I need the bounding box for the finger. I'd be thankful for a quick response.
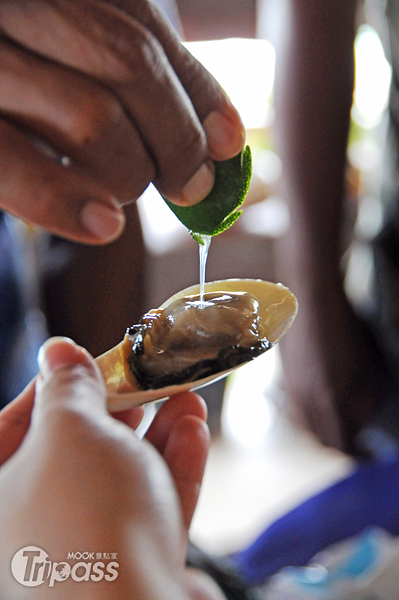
[145,392,207,454]
[145,392,210,532]
[34,336,108,424]
[0,379,35,465]
[0,38,155,204]
[109,0,246,160]
[112,407,145,430]
[0,1,244,202]
[0,118,127,243]
[164,414,210,531]
[184,568,227,600]
[35,340,173,439]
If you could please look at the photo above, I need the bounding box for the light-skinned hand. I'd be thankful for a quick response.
[0,337,225,599]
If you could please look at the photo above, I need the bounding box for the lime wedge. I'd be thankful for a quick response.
[163,145,251,239]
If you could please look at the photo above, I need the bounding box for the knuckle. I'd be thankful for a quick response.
[68,87,126,149]
[122,30,164,77]
[101,22,162,84]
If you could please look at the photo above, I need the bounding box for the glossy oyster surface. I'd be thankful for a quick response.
[126,291,271,391]
[96,279,298,411]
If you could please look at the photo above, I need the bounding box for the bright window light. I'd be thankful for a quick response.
[137,185,187,255]
[222,347,282,448]
[352,25,392,129]
[184,38,275,129]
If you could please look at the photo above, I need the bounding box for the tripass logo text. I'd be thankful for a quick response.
[11,546,119,587]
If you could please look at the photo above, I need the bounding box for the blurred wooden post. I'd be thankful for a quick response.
[175,0,257,40]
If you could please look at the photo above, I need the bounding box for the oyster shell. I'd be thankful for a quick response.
[96,279,298,411]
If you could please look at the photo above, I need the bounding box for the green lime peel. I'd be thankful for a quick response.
[163,145,252,242]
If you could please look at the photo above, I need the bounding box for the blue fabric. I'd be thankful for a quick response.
[233,458,399,586]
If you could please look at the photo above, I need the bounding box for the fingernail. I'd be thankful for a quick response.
[80,200,125,241]
[203,110,245,160]
[37,337,80,377]
[180,161,214,205]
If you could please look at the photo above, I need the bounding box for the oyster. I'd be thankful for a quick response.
[96,279,298,411]
[126,291,271,391]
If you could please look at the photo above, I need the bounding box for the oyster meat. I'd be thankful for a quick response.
[126,291,272,391]
[96,278,298,410]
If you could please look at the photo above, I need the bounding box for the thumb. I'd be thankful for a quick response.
[34,336,107,423]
